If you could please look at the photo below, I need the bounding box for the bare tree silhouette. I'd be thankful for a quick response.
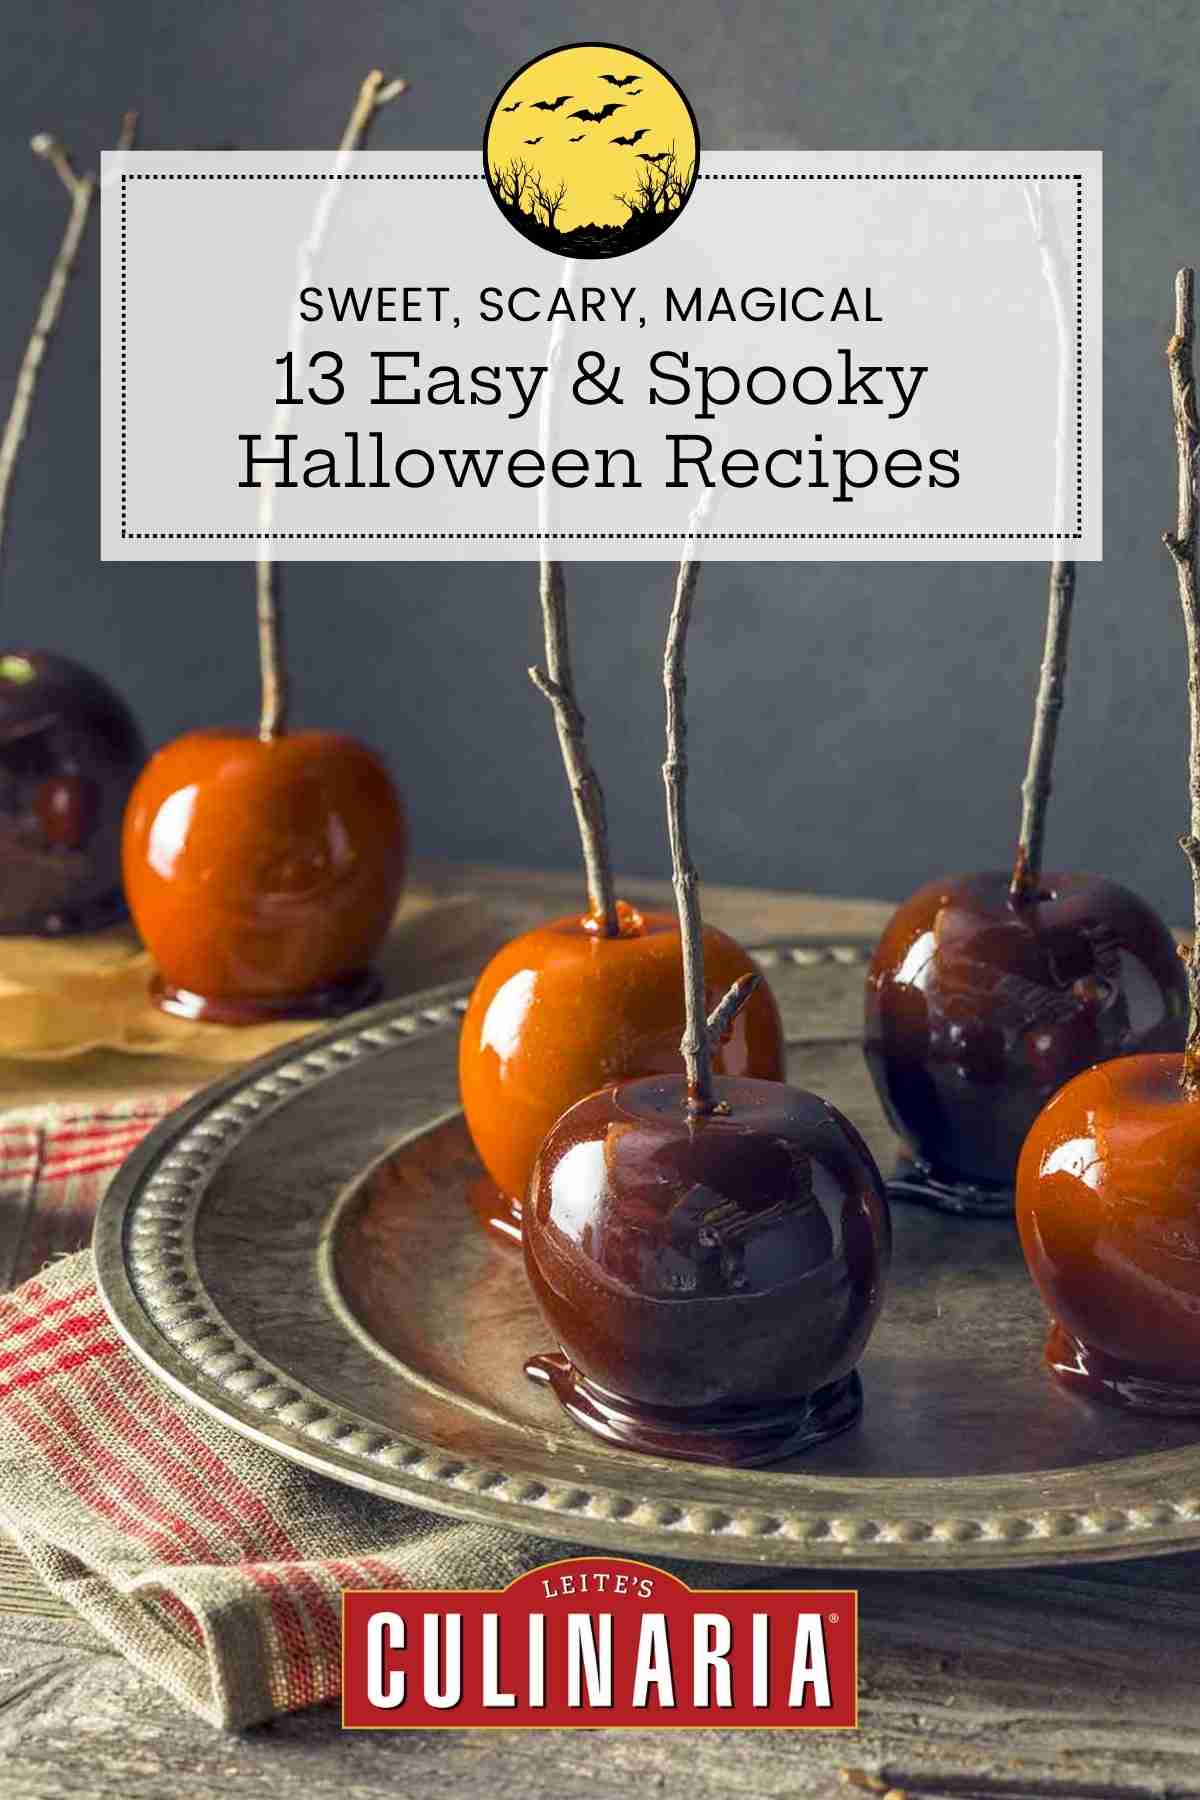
[492,157,535,214]
[489,143,695,256]
[529,173,568,232]
[660,147,692,213]
[614,145,691,223]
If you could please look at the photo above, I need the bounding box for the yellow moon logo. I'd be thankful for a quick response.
[483,43,699,258]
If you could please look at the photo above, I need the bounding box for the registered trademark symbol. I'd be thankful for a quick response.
[828,1613,839,1624]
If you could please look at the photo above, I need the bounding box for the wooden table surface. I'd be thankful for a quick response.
[2,863,1199,1800]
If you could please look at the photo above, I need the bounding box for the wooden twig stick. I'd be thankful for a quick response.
[255,70,408,740]
[254,563,289,741]
[30,134,86,196]
[1011,560,1076,898]
[338,70,409,150]
[530,260,619,932]
[0,139,94,567]
[0,111,138,582]
[706,972,760,1052]
[527,583,619,933]
[1011,182,1078,901]
[1164,268,1200,1096]
[662,504,716,1115]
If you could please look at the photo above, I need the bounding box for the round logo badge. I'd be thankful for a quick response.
[484,43,699,258]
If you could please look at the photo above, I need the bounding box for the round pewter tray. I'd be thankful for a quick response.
[95,942,1200,1570]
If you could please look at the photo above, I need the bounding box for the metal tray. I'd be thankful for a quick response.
[94,941,1200,1570]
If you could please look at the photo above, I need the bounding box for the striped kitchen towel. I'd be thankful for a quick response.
[0,1096,763,1730]
[0,1097,599,1727]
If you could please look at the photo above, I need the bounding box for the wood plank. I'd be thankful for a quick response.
[4,865,1194,1790]
[0,1535,63,1618]
[2,1574,1200,1800]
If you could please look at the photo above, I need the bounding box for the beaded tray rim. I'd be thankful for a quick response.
[93,945,1200,1571]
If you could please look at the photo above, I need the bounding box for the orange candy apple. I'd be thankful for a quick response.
[1017,265,1200,1410]
[122,727,406,1022]
[459,900,785,1239]
[1017,1053,1200,1411]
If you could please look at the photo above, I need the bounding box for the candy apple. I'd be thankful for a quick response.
[0,650,145,935]
[122,727,405,1022]
[1017,1053,1200,1410]
[865,870,1185,1211]
[524,1069,890,1464]
[1015,268,1200,1411]
[117,73,411,1024]
[459,900,785,1241]
[863,534,1188,1215]
[522,536,890,1464]
[0,133,155,934]
[461,551,784,1243]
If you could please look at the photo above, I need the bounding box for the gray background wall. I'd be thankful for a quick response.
[2,1,1197,919]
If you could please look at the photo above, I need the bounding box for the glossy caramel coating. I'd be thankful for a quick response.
[0,650,145,935]
[1018,1053,1200,1409]
[459,903,785,1233]
[123,728,406,1021]
[865,871,1185,1194]
[523,1073,890,1464]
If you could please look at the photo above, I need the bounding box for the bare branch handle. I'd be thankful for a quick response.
[531,260,619,933]
[705,973,761,1051]
[0,120,131,578]
[1165,269,1200,1095]
[528,565,619,933]
[256,70,408,741]
[1011,182,1078,901]
[662,501,713,1114]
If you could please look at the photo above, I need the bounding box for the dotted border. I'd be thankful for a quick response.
[118,171,1086,543]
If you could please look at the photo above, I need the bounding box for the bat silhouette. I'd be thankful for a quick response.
[530,95,572,111]
[500,102,520,112]
[568,134,585,142]
[524,136,543,144]
[569,103,623,123]
[638,151,670,164]
[611,129,651,145]
[599,73,640,87]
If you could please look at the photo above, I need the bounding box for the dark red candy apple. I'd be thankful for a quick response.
[523,1073,891,1466]
[122,727,406,1023]
[1018,1052,1200,1412]
[0,649,145,935]
[864,871,1186,1212]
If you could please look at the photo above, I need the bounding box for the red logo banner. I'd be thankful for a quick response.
[342,1556,857,1728]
